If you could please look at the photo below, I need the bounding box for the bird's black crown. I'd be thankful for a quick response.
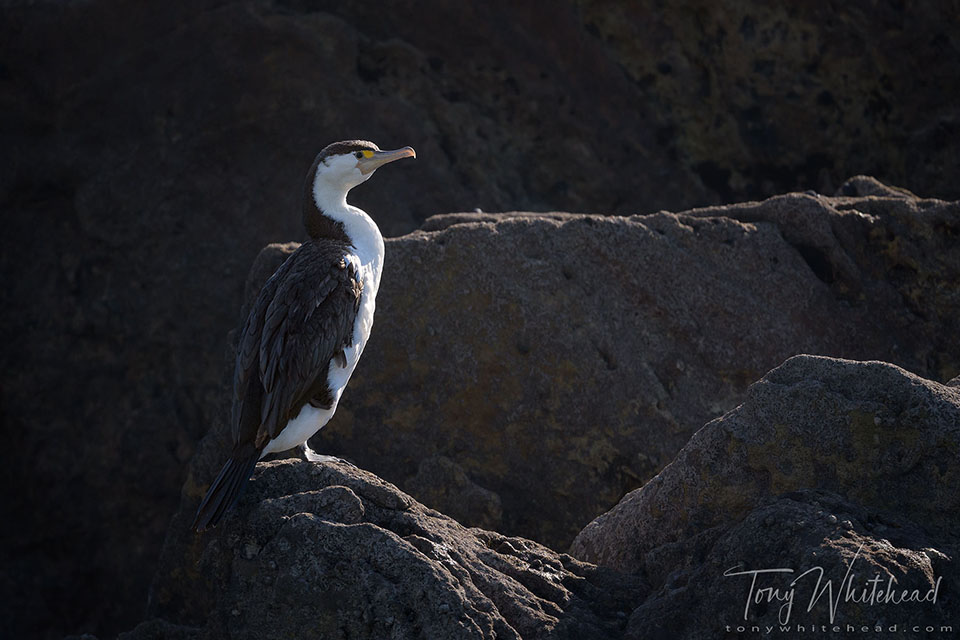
[317,140,380,161]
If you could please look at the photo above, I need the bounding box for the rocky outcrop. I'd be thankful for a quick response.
[574,2,960,203]
[199,181,958,560]
[7,179,958,640]
[134,356,959,638]
[132,460,646,640]
[571,355,959,635]
[623,488,955,638]
[406,455,505,533]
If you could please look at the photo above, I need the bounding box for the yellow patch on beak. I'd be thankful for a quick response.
[357,146,417,175]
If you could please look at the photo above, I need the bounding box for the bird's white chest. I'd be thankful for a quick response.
[329,254,378,390]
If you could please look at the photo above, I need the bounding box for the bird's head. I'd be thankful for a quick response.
[311,139,416,195]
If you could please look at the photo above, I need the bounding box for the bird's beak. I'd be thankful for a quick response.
[358,146,416,175]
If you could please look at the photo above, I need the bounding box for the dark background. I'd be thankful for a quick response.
[1,1,958,638]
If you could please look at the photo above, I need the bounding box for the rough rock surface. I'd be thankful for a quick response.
[627,489,955,638]
[195,181,959,559]
[407,455,505,533]
[136,356,959,639]
[571,355,959,636]
[573,2,960,202]
[135,460,646,640]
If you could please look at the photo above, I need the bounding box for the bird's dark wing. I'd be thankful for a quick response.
[232,253,294,445]
[232,240,362,450]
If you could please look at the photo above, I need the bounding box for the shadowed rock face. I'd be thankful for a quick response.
[136,356,958,639]
[208,180,959,558]
[572,1,960,203]
[625,489,955,639]
[135,460,646,640]
[571,355,959,636]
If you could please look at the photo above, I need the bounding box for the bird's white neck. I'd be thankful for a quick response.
[312,178,385,292]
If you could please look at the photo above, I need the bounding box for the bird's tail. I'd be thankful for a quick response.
[192,446,261,532]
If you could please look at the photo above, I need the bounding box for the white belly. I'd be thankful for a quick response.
[260,260,378,458]
[260,403,338,457]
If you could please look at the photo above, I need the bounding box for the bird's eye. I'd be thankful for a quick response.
[355,151,364,159]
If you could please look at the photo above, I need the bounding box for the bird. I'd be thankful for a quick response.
[192,140,416,531]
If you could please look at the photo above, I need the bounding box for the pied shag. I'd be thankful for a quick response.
[192,140,416,531]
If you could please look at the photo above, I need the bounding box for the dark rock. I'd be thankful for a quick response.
[576,2,960,202]
[835,175,918,198]
[138,460,646,640]
[200,185,960,560]
[407,455,504,532]
[420,212,585,232]
[7,172,956,640]
[571,356,959,635]
[139,355,959,639]
[626,490,955,638]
